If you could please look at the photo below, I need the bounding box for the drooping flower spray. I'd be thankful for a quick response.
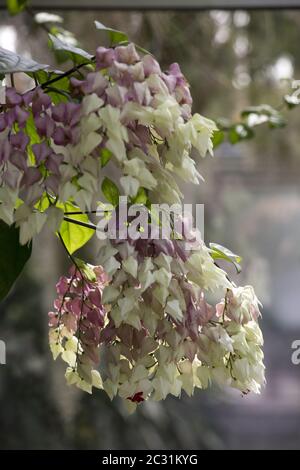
[0,41,265,411]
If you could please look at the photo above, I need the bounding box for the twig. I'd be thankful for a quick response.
[63,216,97,231]
[40,60,94,90]
[222,288,230,323]
[58,231,83,272]
[64,210,99,216]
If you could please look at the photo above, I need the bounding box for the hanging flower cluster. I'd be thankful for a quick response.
[0,41,265,410]
[50,221,265,411]
[0,42,216,243]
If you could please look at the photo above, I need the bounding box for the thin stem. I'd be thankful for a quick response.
[58,231,82,272]
[56,269,77,344]
[33,73,39,87]
[63,216,97,231]
[40,60,94,90]
[64,210,99,216]
[227,354,237,382]
[75,279,85,372]
[45,86,71,99]
[25,4,95,91]
[222,288,230,323]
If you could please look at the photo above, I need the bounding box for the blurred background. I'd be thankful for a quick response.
[1,5,300,450]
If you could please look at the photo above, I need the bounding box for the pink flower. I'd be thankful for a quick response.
[35,115,56,138]
[142,55,161,77]
[14,106,29,128]
[96,46,116,69]
[10,131,29,152]
[6,88,22,106]
[115,44,140,65]
[32,142,52,164]
[21,167,42,187]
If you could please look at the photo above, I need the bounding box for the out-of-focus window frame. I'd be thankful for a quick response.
[1,0,300,10]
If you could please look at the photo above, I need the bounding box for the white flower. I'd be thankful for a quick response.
[120,175,140,197]
[170,154,204,184]
[91,370,104,389]
[0,186,19,225]
[205,324,234,353]
[99,105,128,161]
[102,285,120,304]
[186,113,217,157]
[123,158,157,190]
[15,204,47,245]
[82,93,104,116]
[122,256,138,278]
[153,284,169,306]
[197,366,212,389]
[186,248,232,291]
[165,299,183,322]
[219,286,262,324]
[154,267,172,287]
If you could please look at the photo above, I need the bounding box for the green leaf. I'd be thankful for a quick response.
[49,34,94,64]
[34,193,50,212]
[29,69,49,85]
[0,221,32,301]
[210,243,242,274]
[49,29,90,65]
[101,177,120,207]
[131,187,148,205]
[95,21,128,45]
[25,112,40,145]
[6,0,27,15]
[100,148,112,168]
[212,130,225,149]
[0,47,48,74]
[45,87,70,103]
[25,111,41,165]
[58,202,94,255]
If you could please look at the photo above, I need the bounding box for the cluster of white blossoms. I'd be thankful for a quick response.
[49,226,265,410]
[0,41,265,410]
[94,235,265,411]
[50,240,265,411]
